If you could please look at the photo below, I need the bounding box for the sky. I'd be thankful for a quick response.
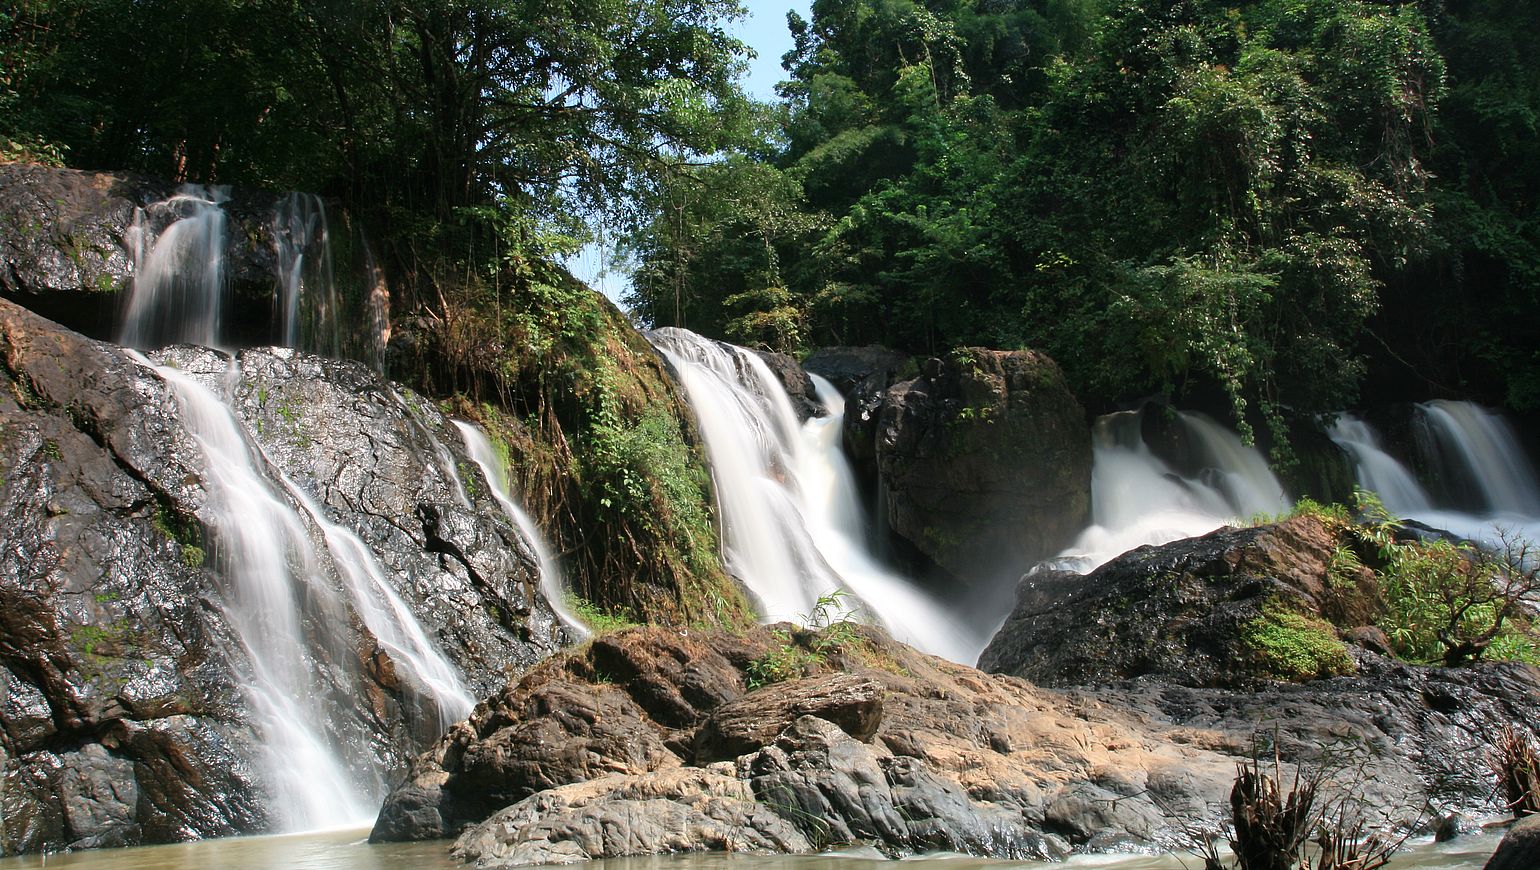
[567,1,811,304]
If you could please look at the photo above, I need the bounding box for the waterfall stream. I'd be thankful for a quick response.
[121,186,229,350]
[1051,409,1291,573]
[454,421,590,639]
[272,192,342,358]
[650,328,977,662]
[1329,402,1540,544]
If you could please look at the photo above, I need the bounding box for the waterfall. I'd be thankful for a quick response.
[1329,403,1540,544]
[121,186,229,349]
[1052,409,1291,572]
[453,421,590,640]
[650,328,976,662]
[1327,415,1433,515]
[128,351,474,831]
[1415,400,1540,516]
[272,192,342,358]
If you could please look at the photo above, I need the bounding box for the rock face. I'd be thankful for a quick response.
[867,348,1091,586]
[0,298,563,854]
[373,621,1535,865]
[1486,815,1540,870]
[803,345,910,476]
[979,516,1378,687]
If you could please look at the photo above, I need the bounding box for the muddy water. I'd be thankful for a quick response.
[0,828,1504,870]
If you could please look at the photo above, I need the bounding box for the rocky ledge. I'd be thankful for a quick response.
[373,618,1538,866]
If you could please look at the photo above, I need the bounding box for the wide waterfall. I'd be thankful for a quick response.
[650,328,978,662]
[121,186,229,349]
[1051,409,1291,572]
[454,420,590,639]
[1329,401,1540,543]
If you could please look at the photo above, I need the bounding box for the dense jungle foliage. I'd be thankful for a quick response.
[3,0,1537,433]
[622,0,1540,435]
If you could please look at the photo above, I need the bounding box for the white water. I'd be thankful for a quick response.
[128,351,475,831]
[1052,410,1291,573]
[650,328,976,662]
[272,192,341,358]
[121,187,229,349]
[453,421,590,639]
[1329,403,1540,545]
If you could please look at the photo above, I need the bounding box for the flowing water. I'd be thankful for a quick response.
[650,328,976,662]
[120,187,229,350]
[272,192,342,358]
[453,420,590,639]
[0,827,1501,870]
[128,350,474,830]
[1328,403,1540,545]
[1051,409,1291,573]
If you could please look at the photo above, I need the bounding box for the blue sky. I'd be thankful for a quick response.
[570,2,811,303]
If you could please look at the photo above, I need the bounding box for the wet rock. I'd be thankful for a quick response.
[1485,814,1540,870]
[0,299,561,855]
[803,346,910,479]
[979,516,1377,687]
[693,673,882,762]
[868,347,1091,587]
[452,768,811,867]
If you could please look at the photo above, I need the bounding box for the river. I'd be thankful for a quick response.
[0,827,1506,870]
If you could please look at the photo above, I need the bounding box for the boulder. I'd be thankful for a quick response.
[978,516,1377,687]
[869,348,1091,588]
[0,298,562,854]
[693,673,882,762]
[803,345,909,475]
[377,620,1539,863]
[1486,815,1540,870]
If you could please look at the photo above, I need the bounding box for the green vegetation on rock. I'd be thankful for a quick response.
[1243,601,1355,682]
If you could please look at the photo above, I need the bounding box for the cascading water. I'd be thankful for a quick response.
[272,192,342,358]
[1052,409,1291,573]
[1415,400,1540,517]
[1327,415,1433,515]
[1329,402,1540,544]
[128,350,474,830]
[650,328,977,662]
[121,186,229,349]
[453,421,590,639]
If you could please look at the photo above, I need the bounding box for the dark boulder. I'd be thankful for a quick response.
[869,348,1091,588]
[803,345,909,474]
[978,516,1377,687]
[1486,815,1540,870]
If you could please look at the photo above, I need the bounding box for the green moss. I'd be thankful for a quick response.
[1243,602,1354,681]
[566,595,640,635]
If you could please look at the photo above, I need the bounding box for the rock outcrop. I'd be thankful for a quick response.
[1485,815,1540,870]
[0,298,563,854]
[866,348,1092,586]
[978,516,1379,687]
[751,349,822,423]
[373,621,1536,865]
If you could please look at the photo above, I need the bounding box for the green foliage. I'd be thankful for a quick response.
[1243,601,1355,682]
[746,589,862,689]
[565,595,639,636]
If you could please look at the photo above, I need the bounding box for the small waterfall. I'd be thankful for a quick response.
[650,328,976,662]
[121,186,229,349]
[453,421,590,639]
[1053,409,1291,572]
[1415,400,1540,516]
[128,350,474,831]
[1327,415,1433,515]
[272,192,342,358]
[1331,403,1540,544]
